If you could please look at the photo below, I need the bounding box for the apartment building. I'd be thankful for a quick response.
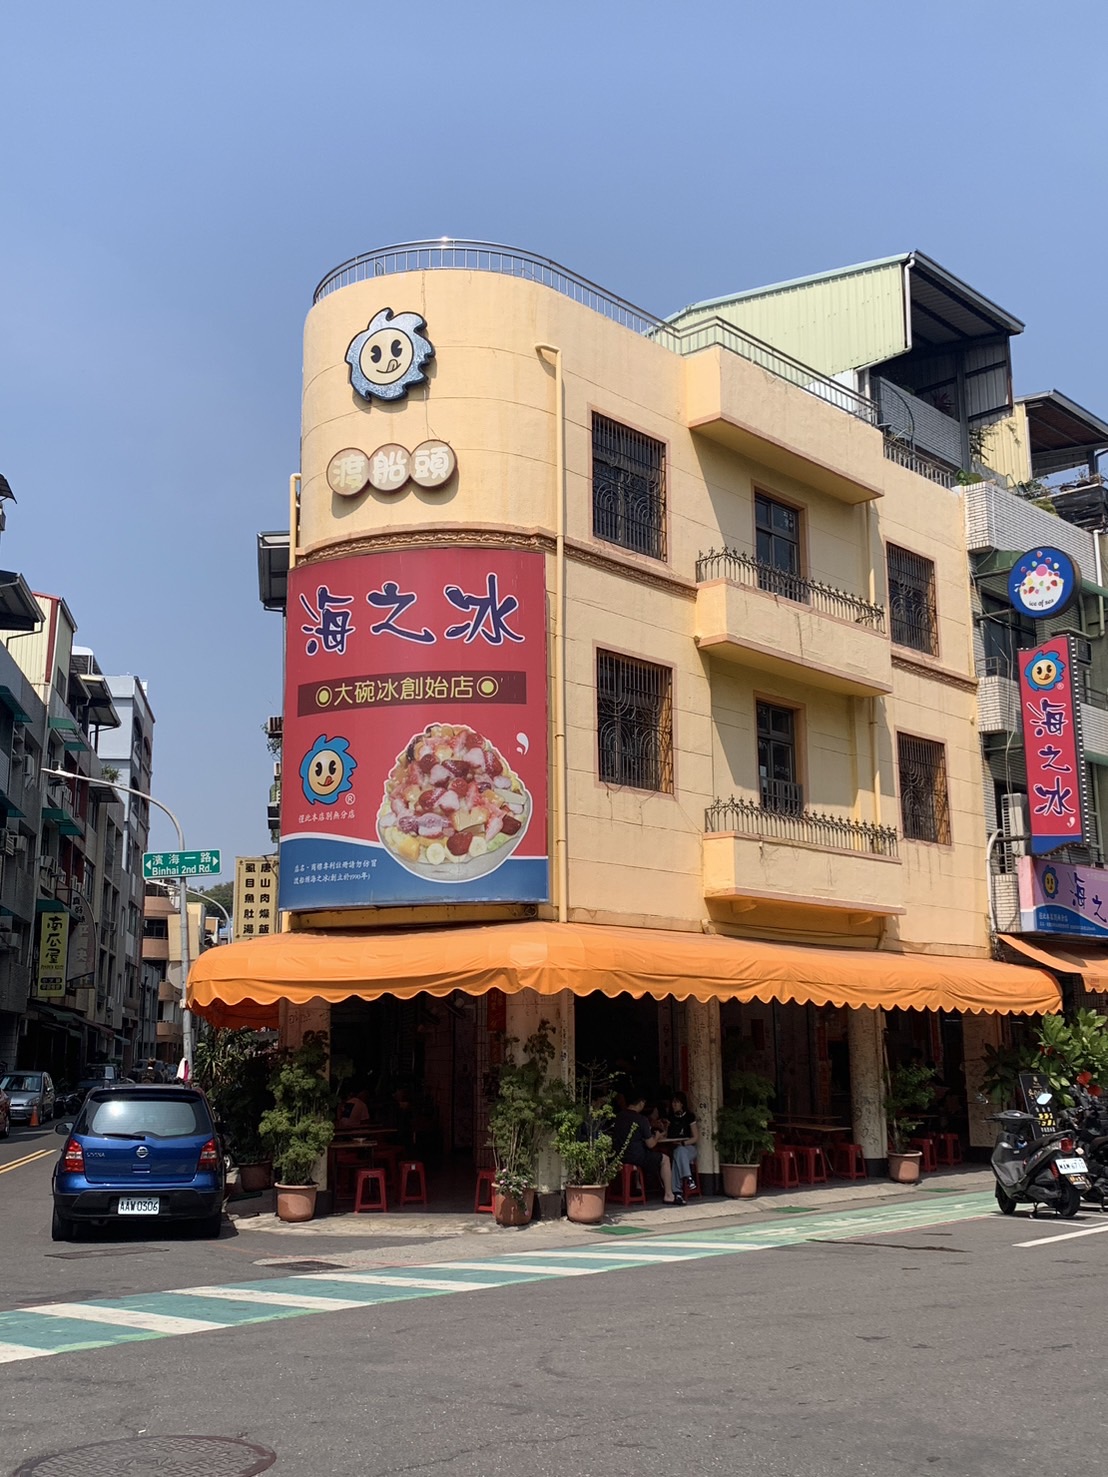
[142,888,210,1066]
[188,240,1065,1201]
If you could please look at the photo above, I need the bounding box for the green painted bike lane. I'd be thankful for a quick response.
[0,1191,996,1366]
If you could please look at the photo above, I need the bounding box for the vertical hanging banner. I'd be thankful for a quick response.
[1018,635,1090,855]
[280,548,549,910]
[36,909,69,998]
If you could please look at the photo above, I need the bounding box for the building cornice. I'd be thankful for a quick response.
[891,653,978,694]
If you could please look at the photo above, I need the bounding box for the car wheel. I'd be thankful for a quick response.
[51,1207,73,1242]
[0,1114,8,1139]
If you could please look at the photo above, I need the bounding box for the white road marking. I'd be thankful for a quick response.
[22,1302,226,1334]
[424,1260,604,1277]
[502,1248,697,1263]
[0,1342,55,1364]
[1015,1222,1108,1248]
[299,1272,484,1292]
[632,1239,767,1251]
[174,1286,368,1311]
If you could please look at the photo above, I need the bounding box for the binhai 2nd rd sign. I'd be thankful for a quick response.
[142,849,221,880]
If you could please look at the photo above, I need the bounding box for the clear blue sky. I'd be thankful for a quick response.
[2,2,1105,875]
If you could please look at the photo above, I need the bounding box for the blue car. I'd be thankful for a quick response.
[52,1084,225,1242]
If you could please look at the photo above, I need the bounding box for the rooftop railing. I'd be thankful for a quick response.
[706,795,900,858]
[314,240,879,426]
[695,546,886,631]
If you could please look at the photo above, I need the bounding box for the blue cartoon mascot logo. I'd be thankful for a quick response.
[300,735,356,806]
[1025,650,1067,692]
[345,308,434,404]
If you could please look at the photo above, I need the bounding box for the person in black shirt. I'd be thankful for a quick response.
[612,1092,677,1203]
[667,1091,699,1196]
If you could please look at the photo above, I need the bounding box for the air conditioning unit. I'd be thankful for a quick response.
[1073,637,1094,667]
[1001,794,1029,858]
[0,925,17,950]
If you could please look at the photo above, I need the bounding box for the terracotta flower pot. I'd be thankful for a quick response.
[566,1184,607,1224]
[722,1163,760,1198]
[493,1188,535,1227]
[238,1162,272,1193]
[275,1184,318,1222]
[888,1151,922,1184]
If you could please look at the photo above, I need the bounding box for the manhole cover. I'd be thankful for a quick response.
[14,1435,277,1476]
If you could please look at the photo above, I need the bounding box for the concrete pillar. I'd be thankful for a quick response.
[847,1006,887,1173]
[962,1011,1004,1152]
[503,987,574,1216]
[686,998,723,1193]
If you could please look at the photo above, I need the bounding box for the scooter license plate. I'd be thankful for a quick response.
[1056,1157,1088,1175]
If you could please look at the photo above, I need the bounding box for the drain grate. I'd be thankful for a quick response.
[14,1435,276,1476]
[256,1258,345,1273]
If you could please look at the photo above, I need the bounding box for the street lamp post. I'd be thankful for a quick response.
[41,768,196,1071]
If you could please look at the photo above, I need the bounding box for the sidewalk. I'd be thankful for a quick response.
[228,1164,995,1268]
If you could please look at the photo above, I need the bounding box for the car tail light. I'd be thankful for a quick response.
[1061,1137,1075,1154]
[197,1138,220,1171]
[62,1138,84,1173]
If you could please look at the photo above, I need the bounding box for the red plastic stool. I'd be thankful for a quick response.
[353,1168,388,1213]
[908,1137,938,1173]
[831,1143,867,1180]
[373,1144,403,1193]
[474,1168,495,1214]
[934,1133,962,1166]
[787,1146,829,1184]
[762,1148,800,1190]
[399,1160,427,1207]
[608,1163,647,1206]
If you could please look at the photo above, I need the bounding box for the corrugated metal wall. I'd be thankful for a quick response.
[672,261,909,376]
[982,406,1032,485]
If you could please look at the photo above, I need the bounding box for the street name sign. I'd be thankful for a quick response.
[143,849,221,880]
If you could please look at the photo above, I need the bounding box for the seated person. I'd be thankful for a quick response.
[612,1091,677,1204]
[337,1087,371,1131]
[667,1090,699,1195]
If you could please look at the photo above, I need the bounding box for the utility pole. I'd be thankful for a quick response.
[41,768,195,1072]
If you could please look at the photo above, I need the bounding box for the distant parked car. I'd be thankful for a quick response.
[74,1074,133,1105]
[0,1082,9,1138]
[52,1083,226,1241]
[1,1071,56,1124]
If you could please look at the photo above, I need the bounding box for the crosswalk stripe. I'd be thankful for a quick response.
[22,1302,227,1334]
[174,1286,369,1311]
[503,1248,699,1263]
[0,1341,56,1364]
[629,1239,766,1251]
[298,1272,484,1293]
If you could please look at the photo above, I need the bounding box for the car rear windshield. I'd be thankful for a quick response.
[1,1074,42,1092]
[84,1095,211,1139]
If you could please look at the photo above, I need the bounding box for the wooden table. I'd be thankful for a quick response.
[328,1138,377,1208]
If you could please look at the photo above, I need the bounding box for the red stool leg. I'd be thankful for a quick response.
[399,1161,427,1207]
[354,1169,388,1213]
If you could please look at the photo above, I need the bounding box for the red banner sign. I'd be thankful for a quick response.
[1018,635,1089,856]
[279,548,549,910]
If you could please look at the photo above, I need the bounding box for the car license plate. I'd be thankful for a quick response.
[117,1197,160,1216]
[1057,1157,1088,1175]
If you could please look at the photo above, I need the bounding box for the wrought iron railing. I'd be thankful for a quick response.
[760,778,805,815]
[314,240,879,426]
[883,436,957,488]
[695,547,886,630]
[705,795,899,857]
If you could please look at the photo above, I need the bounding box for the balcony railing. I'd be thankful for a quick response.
[696,547,886,631]
[706,794,900,858]
[314,240,879,427]
[882,437,957,488]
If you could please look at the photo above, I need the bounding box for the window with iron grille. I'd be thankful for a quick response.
[755,493,806,602]
[597,651,673,792]
[887,544,938,654]
[592,414,666,561]
[757,702,803,814]
[897,733,950,844]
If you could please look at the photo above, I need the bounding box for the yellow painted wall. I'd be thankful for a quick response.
[297,265,988,957]
[980,405,1032,486]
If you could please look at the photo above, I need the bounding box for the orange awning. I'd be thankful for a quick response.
[188,920,1059,1026]
[1000,934,1108,993]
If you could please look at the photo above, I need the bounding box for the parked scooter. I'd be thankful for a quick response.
[990,1089,1089,1218]
[1063,1084,1108,1209]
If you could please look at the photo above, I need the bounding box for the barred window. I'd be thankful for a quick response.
[887,544,938,655]
[755,493,805,601]
[897,734,950,844]
[592,415,666,561]
[597,651,673,792]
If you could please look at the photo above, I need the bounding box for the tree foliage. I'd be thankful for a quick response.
[486,1020,568,1202]
[193,1027,273,1164]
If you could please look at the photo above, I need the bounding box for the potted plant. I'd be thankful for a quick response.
[717,1070,776,1197]
[486,1020,567,1226]
[552,1066,629,1224]
[259,1031,336,1222]
[194,1027,274,1192]
[885,1062,936,1183]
